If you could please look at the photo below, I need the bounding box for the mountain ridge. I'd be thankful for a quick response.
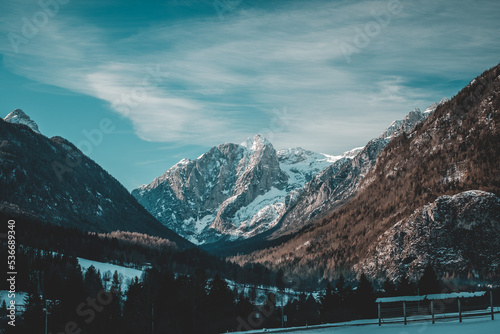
[0,111,192,249]
[232,63,500,280]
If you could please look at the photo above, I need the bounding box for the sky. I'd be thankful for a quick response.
[1,0,499,191]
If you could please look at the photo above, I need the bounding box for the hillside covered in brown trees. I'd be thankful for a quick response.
[233,64,500,282]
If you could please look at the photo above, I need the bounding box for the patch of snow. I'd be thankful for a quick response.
[342,146,364,158]
[77,257,144,286]
[230,187,287,232]
[241,134,272,151]
[296,240,311,251]
[0,290,28,308]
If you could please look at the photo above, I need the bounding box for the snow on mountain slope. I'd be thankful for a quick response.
[133,135,352,245]
[133,102,445,248]
[277,147,344,190]
[4,109,41,134]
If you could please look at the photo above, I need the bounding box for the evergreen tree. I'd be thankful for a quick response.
[262,292,280,329]
[192,269,209,332]
[102,271,112,290]
[418,263,441,294]
[335,274,346,303]
[207,275,234,311]
[276,269,285,291]
[248,285,257,303]
[397,274,416,296]
[354,273,376,318]
[206,275,236,333]
[62,264,86,308]
[22,277,44,333]
[235,291,254,324]
[0,300,8,330]
[301,294,321,326]
[123,278,146,334]
[84,265,103,296]
[383,278,396,297]
[153,271,179,332]
[107,270,122,330]
[320,282,340,322]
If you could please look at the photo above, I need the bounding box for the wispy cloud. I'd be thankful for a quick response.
[1,0,499,153]
[135,159,173,166]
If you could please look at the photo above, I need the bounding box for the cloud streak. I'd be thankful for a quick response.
[1,0,499,153]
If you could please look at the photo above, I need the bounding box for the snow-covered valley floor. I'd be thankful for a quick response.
[233,315,500,334]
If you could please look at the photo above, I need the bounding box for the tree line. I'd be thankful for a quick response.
[2,245,480,334]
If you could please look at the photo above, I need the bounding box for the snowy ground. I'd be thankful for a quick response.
[231,313,500,333]
[0,258,144,311]
[289,318,498,333]
[0,290,27,309]
[77,257,144,287]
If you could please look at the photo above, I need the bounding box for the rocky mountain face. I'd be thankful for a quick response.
[355,190,500,281]
[0,110,191,249]
[134,105,435,248]
[262,105,439,242]
[377,102,447,140]
[132,135,342,245]
[233,64,500,280]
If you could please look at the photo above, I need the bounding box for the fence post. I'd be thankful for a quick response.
[458,298,462,323]
[378,302,381,326]
[431,300,435,324]
[403,301,407,325]
[491,290,495,321]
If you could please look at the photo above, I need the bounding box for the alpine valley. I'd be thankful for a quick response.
[1,64,499,285]
[3,1,500,333]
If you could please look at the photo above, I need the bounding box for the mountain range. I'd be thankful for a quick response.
[132,103,444,251]
[132,136,349,245]
[2,63,499,282]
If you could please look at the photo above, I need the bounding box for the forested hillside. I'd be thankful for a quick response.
[233,64,500,281]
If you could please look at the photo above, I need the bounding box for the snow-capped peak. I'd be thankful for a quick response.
[423,98,449,115]
[341,146,364,158]
[176,158,191,166]
[4,109,41,134]
[241,134,272,151]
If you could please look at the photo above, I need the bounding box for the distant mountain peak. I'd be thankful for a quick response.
[133,135,340,245]
[378,108,425,140]
[241,134,272,151]
[378,101,447,140]
[0,116,191,248]
[4,109,41,134]
[423,98,449,115]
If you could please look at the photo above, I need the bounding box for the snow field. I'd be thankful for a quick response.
[230,315,499,333]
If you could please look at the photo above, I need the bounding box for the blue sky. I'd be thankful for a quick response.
[1,0,499,190]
